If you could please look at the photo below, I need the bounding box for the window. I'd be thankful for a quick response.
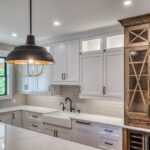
[0,57,7,96]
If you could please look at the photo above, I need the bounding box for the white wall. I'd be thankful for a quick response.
[26,86,124,118]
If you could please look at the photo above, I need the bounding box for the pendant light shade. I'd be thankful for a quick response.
[5,0,55,77]
[6,35,54,65]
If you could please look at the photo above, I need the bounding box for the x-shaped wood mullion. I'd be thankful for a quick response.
[128,51,148,111]
[130,28,147,43]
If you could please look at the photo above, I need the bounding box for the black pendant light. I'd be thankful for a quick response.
[5,0,55,76]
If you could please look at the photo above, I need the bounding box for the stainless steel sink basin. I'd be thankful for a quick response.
[42,111,76,128]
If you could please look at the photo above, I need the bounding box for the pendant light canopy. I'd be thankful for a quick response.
[5,0,55,76]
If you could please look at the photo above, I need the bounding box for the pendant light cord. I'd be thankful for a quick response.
[30,0,32,34]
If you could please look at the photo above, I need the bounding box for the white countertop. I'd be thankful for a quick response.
[0,123,99,150]
[71,113,124,127]
[1,105,150,133]
[0,105,58,114]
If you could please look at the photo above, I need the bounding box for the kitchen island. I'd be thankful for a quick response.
[0,123,99,150]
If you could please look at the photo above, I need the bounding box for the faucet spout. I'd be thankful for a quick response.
[65,97,75,112]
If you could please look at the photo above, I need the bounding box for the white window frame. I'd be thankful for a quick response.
[0,50,13,100]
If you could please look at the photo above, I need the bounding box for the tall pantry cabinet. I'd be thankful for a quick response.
[120,14,150,129]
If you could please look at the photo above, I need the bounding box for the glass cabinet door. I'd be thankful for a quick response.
[127,46,149,114]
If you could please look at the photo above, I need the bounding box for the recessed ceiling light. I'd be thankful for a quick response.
[11,33,17,37]
[124,0,132,5]
[53,21,60,26]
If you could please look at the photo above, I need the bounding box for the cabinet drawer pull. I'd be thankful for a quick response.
[76,121,91,125]
[32,124,38,128]
[104,129,113,133]
[32,115,38,118]
[104,142,113,146]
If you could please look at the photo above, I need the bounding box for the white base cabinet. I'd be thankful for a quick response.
[43,123,72,141]
[72,119,122,150]
[22,111,43,133]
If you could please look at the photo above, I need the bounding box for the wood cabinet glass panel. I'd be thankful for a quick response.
[128,48,149,115]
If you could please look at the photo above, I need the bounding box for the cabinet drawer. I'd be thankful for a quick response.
[28,112,42,122]
[97,124,122,139]
[28,121,43,132]
[98,136,121,150]
[43,123,57,131]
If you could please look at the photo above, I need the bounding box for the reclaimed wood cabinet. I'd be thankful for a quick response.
[120,14,150,129]
[123,129,150,150]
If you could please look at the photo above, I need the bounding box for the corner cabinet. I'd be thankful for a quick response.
[120,14,150,129]
[50,40,80,85]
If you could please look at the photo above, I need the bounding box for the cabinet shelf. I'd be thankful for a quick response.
[129,61,148,64]
[129,90,148,91]
[129,74,148,77]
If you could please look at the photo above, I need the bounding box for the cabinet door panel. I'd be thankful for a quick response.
[66,40,80,82]
[37,65,50,92]
[72,120,97,147]
[80,53,103,96]
[104,50,124,97]
[51,43,66,82]
[57,131,71,140]
[12,111,22,127]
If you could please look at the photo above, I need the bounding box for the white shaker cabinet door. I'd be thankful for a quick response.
[80,52,103,97]
[12,111,22,127]
[51,43,67,82]
[66,40,80,83]
[103,49,124,97]
[16,65,29,93]
[37,65,50,92]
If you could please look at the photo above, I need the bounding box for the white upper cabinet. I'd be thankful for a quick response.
[81,37,103,53]
[66,40,80,82]
[51,40,80,85]
[80,33,124,99]
[80,52,103,97]
[16,61,60,95]
[103,50,124,97]
[51,43,67,82]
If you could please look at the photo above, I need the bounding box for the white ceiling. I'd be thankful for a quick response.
[0,0,150,45]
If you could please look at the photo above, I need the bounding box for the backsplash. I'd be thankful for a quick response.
[26,86,124,118]
[0,94,26,107]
